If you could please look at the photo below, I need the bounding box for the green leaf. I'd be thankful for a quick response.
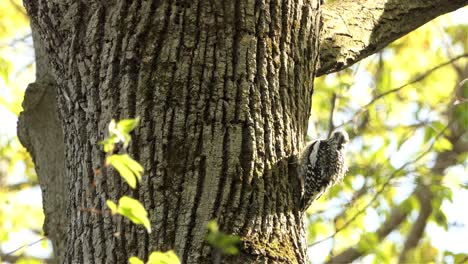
[147,251,180,264]
[106,154,144,189]
[107,118,140,148]
[453,253,468,263]
[118,118,140,134]
[106,200,118,214]
[431,185,453,203]
[206,220,240,255]
[356,233,379,254]
[128,256,145,264]
[432,121,446,134]
[434,137,452,152]
[0,57,11,81]
[432,209,448,231]
[101,136,118,153]
[206,219,219,233]
[117,196,151,233]
[423,126,435,144]
[401,196,418,213]
[454,103,468,128]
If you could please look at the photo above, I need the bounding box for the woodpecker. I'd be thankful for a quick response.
[298,130,349,212]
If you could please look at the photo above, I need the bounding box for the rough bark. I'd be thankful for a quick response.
[22,1,321,263]
[17,0,467,263]
[17,26,67,263]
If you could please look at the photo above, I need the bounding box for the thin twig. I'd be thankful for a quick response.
[335,53,468,130]
[0,181,38,192]
[452,78,468,106]
[8,0,28,18]
[78,206,108,215]
[4,237,46,256]
[0,33,32,48]
[327,93,338,137]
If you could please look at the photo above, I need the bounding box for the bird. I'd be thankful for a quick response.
[298,130,349,212]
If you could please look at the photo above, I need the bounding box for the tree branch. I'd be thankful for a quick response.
[2,238,47,259]
[398,185,434,263]
[334,53,468,131]
[327,93,337,137]
[327,206,409,264]
[0,253,52,264]
[1,180,38,192]
[317,0,468,76]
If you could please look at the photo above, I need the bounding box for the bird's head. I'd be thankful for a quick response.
[329,130,349,149]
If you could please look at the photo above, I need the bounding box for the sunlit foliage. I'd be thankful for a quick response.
[308,10,468,264]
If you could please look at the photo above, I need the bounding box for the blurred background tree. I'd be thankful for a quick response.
[0,0,466,263]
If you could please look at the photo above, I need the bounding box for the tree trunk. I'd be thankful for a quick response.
[22,1,321,263]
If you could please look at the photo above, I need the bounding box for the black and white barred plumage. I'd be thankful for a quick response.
[298,130,349,212]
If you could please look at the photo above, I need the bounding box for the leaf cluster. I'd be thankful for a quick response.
[308,14,468,264]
